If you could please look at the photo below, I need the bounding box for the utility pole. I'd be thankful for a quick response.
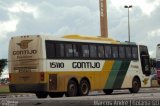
[99,0,108,38]
[124,5,132,43]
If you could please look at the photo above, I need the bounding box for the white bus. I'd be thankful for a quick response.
[8,35,152,98]
[156,44,160,85]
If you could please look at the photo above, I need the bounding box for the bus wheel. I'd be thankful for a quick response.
[103,89,113,95]
[79,79,90,96]
[36,92,48,98]
[129,77,141,93]
[49,92,64,98]
[65,80,78,97]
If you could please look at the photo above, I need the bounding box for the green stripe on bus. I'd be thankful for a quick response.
[113,61,131,89]
[104,61,122,89]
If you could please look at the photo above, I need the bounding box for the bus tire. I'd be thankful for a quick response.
[49,92,64,98]
[36,92,48,98]
[129,77,141,93]
[78,79,90,96]
[103,89,113,95]
[65,79,78,97]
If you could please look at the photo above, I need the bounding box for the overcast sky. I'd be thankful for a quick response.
[0,0,160,60]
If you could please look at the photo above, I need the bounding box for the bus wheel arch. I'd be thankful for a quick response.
[65,77,79,97]
[78,77,90,96]
[129,76,141,93]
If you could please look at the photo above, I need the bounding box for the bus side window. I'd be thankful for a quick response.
[46,41,55,59]
[112,46,118,58]
[132,47,138,59]
[98,45,104,58]
[104,45,112,58]
[73,44,79,58]
[82,44,89,58]
[65,43,73,58]
[126,47,131,59]
[90,44,97,58]
[119,46,125,59]
[56,43,64,58]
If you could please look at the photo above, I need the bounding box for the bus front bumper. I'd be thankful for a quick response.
[9,83,47,93]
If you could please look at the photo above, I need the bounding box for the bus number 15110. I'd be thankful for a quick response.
[50,62,64,68]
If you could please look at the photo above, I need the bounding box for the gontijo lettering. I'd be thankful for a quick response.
[13,50,37,55]
[72,62,100,68]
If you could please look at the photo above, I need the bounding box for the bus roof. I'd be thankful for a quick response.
[63,35,117,42]
[10,34,137,45]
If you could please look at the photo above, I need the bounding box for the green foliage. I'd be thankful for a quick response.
[0,59,7,77]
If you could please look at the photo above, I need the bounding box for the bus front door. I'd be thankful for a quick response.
[141,55,151,76]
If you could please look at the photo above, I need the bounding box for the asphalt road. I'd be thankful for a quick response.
[0,88,160,106]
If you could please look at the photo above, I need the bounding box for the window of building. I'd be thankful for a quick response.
[98,45,104,58]
[65,43,73,58]
[119,46,125,59]
[126,47,131,58]
[90,45,97,58]
[82,44,89,58]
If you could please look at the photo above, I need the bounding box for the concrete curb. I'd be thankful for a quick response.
[0,93,35,98]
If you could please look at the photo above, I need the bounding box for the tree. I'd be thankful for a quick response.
[0,59,7,77]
